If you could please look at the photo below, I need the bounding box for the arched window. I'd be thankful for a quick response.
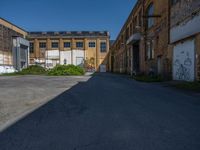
[147,3,154,28]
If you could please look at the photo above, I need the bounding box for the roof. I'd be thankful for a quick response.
[112,0,141,46]
[28,31,110,38]
[0,17,27,32]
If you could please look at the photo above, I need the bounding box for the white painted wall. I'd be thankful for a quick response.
[72,50,85,66]
[45,50,60,68]
[44,50,85,68]
[45,50,59,59]
[173,39,195,81]
[0,66,16,74]
[0,53,3,64]
[60,51,71,65]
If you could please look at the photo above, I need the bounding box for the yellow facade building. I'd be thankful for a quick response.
[27,31,110,71]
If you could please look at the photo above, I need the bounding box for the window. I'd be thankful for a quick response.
[39,42,46,49]
[30,43,34,53]
[64,42,71,48]
[76,42,83,48]
[51,42,59,48]
[146,41,154,60]
[100,42,107,53]
[89,42,96,48]
[147,3,154,29]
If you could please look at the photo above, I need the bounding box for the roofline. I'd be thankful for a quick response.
[113,0,141,46]
[27,36,109,39]
[27,31,110,38]
[27,31,109,35]
[0,17,27,32]
[28,31,109,33]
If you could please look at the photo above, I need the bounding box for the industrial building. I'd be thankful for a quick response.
[110,0,200,81]
[111,0,170,77]
[0,17,110,73]
[0,18,29,74]
[27,31,110,72]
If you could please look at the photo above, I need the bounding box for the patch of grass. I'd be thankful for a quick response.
[133,75,163,82]
[174,81,200,92]
[48,65,85,76]
[20,65,47,75]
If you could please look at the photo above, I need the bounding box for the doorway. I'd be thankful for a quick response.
[132,43,140,74]
[157,56,162,75]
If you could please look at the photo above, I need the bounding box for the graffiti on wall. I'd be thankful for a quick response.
[174,52,192,80]
[173,40,195,81]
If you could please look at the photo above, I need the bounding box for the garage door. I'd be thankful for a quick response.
[173,39,195,81]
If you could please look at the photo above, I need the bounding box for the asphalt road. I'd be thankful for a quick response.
[0,73,200,150]
[0,75,90,131]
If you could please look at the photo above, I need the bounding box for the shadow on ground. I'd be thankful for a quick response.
[0,73,200,150]
[0,75,97,150]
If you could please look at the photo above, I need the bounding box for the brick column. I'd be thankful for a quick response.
[34,39,39,58]
[47,38,51,50]
[59,38,64,51]
[71,38,75,64]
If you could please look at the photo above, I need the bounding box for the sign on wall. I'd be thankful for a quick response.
[173,39,195,81]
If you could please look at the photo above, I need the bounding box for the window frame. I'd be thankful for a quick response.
[30,42,34,53]
[146,3,155,29]
[39,42,46,49]
[76,42,84,48]
[64,42,71,48]
[51,42,59,48]
[88,42,96,48]
[146,41,154,60]
[100,42,107,53]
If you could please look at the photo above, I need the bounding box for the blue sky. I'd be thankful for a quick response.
[1,0,136,40]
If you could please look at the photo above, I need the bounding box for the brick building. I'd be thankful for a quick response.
[0,18,29,74]
[111,0,170,78]
[27,31,110,71]
[111,0,200,81]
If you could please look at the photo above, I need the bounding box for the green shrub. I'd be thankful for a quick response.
[20,65,46,75]
[48,65,85,76]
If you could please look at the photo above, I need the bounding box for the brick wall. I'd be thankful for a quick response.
[0,24,23,65]
[171,0,200,27]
